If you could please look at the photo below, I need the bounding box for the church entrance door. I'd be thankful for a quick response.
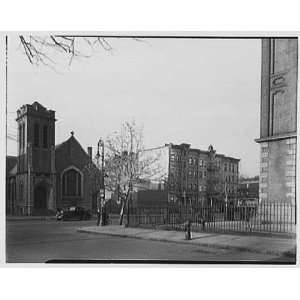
[34,185,47,211]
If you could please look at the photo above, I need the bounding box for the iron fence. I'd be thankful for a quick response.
[128,202,296,234]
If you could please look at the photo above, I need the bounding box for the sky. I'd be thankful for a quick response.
[6,36,261,177]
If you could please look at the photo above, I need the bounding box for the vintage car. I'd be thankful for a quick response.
[57,206,92,221]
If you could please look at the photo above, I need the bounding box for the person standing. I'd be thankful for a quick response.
[96,207,101,226]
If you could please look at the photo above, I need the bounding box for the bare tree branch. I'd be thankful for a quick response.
[18,35,114,68]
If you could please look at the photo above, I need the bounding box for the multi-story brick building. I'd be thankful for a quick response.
[138,143,240,206]
[167,143,240,205]
[255,38,297,205]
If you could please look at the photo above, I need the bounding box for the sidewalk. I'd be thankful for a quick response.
[77,225,296,257]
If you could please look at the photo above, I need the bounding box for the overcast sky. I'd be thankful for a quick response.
[6,36,261,177]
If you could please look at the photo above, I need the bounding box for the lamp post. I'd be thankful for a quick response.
[96,138,106,226]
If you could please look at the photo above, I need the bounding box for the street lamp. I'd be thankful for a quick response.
[96,138,106,226]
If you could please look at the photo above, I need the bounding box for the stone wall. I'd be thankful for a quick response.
[259,137,296,204]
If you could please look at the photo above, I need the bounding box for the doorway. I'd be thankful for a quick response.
[34,185,47,211]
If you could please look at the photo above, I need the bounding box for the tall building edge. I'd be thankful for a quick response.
[256,38,297,205]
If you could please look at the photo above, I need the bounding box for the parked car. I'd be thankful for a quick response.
[57,206,92,221]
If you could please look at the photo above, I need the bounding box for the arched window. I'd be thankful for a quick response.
[22,123,25,149]
[62,168,82,196]
[19,125,22,151]
[34,123,39,147]
[43,125,48,148]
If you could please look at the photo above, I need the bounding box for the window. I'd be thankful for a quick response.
[43,125,48,148]
[19,125,22,150]
[22,123,25,149]
[34,123,39,147]
[224,163,227,172]
[20,182,23,201]
[188,157,193,165]
[188,170,192,177]
[199,159,203,166]
[62,169,82,196]
[170,154,175,162]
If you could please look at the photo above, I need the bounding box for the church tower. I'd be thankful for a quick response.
[16,101,56,215]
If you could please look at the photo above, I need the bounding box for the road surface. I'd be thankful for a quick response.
[6,219,287,263]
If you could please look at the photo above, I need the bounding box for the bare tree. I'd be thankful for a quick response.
[104,120,167,225]
[18,35,148,68]
[18,35,113,67]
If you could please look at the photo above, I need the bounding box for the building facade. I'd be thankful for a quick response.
[137,143,240,206]
[167,143,240,205]
[256,38,297,204]
[6,101,99,215]
[238,177,259,203]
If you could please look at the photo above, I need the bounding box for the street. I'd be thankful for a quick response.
[6,219,287,263]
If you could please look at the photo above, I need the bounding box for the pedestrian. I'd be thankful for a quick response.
[96,207,101,226]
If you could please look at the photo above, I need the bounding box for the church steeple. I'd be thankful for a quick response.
[16,101,56,173]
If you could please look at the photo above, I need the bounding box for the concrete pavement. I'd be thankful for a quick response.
[78,225,296,257]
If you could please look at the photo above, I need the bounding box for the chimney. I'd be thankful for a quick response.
[87,147,92,159]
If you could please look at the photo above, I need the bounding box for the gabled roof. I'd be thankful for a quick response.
[55,133,96,173]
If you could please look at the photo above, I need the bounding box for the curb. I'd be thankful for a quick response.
[77,228,295,257]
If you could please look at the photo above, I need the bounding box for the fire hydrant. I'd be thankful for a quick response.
[184,220,192,240]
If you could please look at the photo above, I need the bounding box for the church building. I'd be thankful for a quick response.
[6,101,100,216]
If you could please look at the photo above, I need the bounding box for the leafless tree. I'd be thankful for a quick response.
[18,35,114,67]
[104,120,167,225]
